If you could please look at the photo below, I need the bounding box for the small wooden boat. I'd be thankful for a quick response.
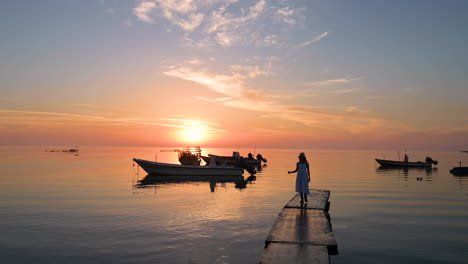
[69,147,79,152]
[133,158,244,176]
[376,159,434,168]
[450,167,468,175]
[201,153,240,166]
[202,152,267,166]
[376,156,438,168]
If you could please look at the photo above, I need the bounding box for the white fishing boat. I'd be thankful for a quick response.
[375,157,438,168]
[133,158,244,176]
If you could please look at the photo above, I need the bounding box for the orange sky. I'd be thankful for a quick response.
[0,108,466,151]
[1,1,467,150]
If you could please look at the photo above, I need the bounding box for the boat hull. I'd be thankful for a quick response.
[133,158,244,176]
[202,155,263,166]
[375,159,432,168]
[202,155,238,166]
[450,167,468,176]
[242,159,261,165]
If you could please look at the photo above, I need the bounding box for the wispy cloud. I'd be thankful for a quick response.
[133,0,204,31]
[263,34,279,46]
[203,0,266,46]
[131,0,312,48]
[193,96,232,102]
[162,61,401,134]
[0,109,224,132]
[276,6,303,25]
[164,67,243,96]
[163,60,276,112]
[162,9,204,32]
[294,32,329,48]
[215,32,236,47]
[0,109,106,120]
[205,0,266,33]
[133,1,157,23]
[251,127,285,135]
[187,58,204,65]
[297,78,363,97]
[302,78,360,87]
[344,106,367,113]
[158,0,196,14]
[229,64,270,78]
[326,88,361,94]
[163,118,222,126]
[182,34,214,49]
[163,57,273,98]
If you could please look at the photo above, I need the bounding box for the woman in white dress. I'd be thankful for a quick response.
[288,152,311,203]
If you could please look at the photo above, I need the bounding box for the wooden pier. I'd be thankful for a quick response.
[259,189,337,264]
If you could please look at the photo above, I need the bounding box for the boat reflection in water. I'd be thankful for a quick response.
[376,166,438,181]
[135,174,257,192]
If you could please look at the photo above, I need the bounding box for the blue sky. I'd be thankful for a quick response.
[1,0,467,149]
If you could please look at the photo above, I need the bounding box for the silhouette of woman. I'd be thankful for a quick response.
[288,152,311,203]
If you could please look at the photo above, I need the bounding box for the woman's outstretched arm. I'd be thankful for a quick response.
[288,162,299,174]
[307,162,311,182]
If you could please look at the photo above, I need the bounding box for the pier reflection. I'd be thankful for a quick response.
[134,174,257,192]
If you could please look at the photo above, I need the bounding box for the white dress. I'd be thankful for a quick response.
[295,162,310,194]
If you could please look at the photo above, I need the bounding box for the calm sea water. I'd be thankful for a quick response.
[1,146,468,263]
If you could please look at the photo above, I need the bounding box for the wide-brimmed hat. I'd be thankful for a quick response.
[298,152,306,158]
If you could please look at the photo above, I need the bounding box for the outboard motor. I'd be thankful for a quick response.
[237,158,257,174]
[256,153,267,163]
[425,157,439,165]
[245,166,257,175]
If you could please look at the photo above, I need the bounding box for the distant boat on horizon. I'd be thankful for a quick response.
[45,146,79,153]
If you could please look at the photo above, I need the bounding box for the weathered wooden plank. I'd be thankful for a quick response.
[284,189,330,210]
[259,243,329,264]
[265,208,338,254]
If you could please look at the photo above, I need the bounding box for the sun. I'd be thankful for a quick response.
[182,128,204,143]
[175,120,214,144]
